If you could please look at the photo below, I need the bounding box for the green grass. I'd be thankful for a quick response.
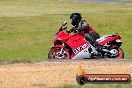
[58,83,132,88]
[0,0,132,61]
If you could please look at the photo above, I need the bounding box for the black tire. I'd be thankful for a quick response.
[48,47,70,60]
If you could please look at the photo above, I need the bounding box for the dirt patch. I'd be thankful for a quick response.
[0,59,132,88]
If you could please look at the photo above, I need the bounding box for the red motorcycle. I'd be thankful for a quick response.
[48,22,124,59]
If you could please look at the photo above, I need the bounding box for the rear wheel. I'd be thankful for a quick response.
[117,48,124,58]
[48,47,70,60]
[105,47,124,59]
[109,48,124,58]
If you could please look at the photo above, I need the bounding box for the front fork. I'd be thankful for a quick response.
[59,43,65,54]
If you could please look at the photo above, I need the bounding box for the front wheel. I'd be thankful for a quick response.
[48,47,70,60]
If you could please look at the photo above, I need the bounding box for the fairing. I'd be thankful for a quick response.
[96,34,121,45]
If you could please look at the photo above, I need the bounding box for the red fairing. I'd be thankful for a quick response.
[54,31,88,50]
[66,34,87,50]
[98,35,121,45]
[54,31,71,45]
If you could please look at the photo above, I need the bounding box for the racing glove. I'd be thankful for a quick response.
[66,27,75,33]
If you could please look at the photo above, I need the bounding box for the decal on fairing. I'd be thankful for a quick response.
[72,47,91,59]
[73,42,90,55]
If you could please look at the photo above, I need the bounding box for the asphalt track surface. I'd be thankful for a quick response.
[73,0,132,5]
[0,59,132,88]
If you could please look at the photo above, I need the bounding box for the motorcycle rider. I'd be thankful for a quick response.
[64,13,103,54]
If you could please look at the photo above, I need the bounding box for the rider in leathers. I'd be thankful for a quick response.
[66,13,103,53]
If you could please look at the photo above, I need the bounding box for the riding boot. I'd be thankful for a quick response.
[84,33,104,53]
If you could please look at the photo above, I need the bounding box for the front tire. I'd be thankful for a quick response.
[48,47,70,60]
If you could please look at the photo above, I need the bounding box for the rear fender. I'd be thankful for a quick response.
[97,35,121,46]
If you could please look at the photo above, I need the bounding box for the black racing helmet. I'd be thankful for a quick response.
[70,13,82,26]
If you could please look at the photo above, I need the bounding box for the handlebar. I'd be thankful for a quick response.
[58,21,79,34]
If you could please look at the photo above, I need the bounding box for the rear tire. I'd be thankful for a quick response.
[117,48,124,58]
[48,47,70,60]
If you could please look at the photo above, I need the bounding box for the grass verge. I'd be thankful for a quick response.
[58,82,132,88]
[0,0,132,61]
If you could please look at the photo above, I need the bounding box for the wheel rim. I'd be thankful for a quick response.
[49,47,70,60]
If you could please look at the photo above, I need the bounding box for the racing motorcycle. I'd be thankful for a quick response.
[48,21,124,59]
